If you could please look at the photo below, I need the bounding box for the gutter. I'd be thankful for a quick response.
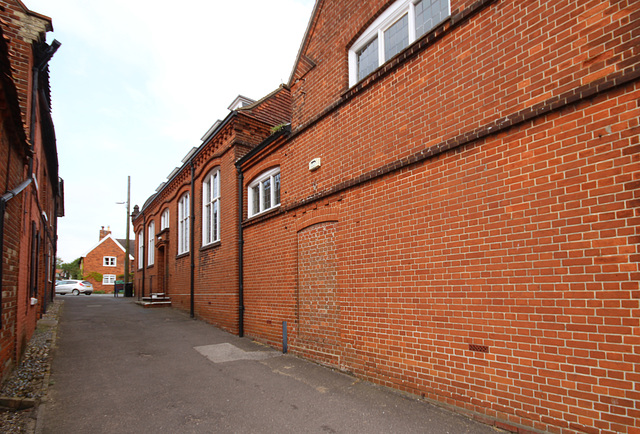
[236,125,291,168]
[136,112,237,217]
[30,40,60,173]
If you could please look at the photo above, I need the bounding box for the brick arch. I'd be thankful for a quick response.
[294,220,341,367]
[245,163,281,186]
[295,207,340,233]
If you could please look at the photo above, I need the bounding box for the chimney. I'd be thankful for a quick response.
[99,226,111,240]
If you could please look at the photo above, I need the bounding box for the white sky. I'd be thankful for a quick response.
[23,0,315,262]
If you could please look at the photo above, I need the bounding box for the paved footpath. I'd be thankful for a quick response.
[38,296,500,434]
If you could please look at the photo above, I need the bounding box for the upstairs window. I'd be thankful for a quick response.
[178,193,190,254]
[248,168,280,218]
[202,169,220,246]
[349,0,450,86]
[103,256,117,267]
[148,221,155,266]
[161,208,170,230]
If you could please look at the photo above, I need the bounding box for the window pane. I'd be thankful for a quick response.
[415,0,447,38]
[384,13,409,60]
[213,173,218,198]
[205,203,211,243]
[274,172,280,205]
[204,177,211,202]
[263,178,271,210]
[252,185,260,214]
[213,201,218,241]
[357,37,378,81]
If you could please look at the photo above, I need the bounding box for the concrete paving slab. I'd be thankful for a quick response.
[194,343,281,363]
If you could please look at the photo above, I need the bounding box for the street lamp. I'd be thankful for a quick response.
[116,176,131,297]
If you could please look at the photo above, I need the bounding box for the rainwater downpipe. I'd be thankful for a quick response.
[236,165,244,337]
[190,161,195,318]
[0,179,33,325]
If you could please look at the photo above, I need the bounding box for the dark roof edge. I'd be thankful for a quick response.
[137,111,238,216]
[235,124,291,169]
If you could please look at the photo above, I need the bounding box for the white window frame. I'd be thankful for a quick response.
[202,169,221,246]
[138,230,144,269]
[103,256,117,267]
[349,0,450,86]
[178,193,190,255]
[161,208,170,230]
[148,221,155,266]
[248,167,281,218]
[103,274,116,285]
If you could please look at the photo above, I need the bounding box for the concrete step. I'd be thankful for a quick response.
[135,300,172,309]
[141,297,171,302]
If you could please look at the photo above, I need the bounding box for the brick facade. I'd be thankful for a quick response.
[80,229,134,294]
[0,0,62,383]
[133,88,292,334]
[134,1,640,432]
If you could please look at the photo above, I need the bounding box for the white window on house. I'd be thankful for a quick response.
[202,169,220,246]
[161,208,170,230]
[349,0,450,86]
[103,274,116,285]
[178,193,190,254]
[138,230,144,269]
[103,256,117,267]
[248,167,281,218]
[148,221,155,266]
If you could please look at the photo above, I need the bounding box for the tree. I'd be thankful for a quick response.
[59,257,82,280]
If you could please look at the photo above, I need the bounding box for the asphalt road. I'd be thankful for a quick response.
[39,295,500,433]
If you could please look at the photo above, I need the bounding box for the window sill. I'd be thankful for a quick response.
[201,240,221,252]
[243,206,283,227]
[248,204,281,220]
[176,252,190,260]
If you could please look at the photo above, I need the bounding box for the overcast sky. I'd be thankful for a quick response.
[24,0,315,262]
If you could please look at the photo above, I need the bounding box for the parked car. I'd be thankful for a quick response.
[55,280,93,295]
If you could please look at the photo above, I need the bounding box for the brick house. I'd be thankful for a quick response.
[79,227,134,294]
[0,0,63,382]
[134,0,640,432]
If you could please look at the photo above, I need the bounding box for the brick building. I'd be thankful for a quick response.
[0,0,63,382]
[79,227,134,294]
[134,0,640,432]
[132,90,291,331]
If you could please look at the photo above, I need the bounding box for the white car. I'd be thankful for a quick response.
[55,280,93,295]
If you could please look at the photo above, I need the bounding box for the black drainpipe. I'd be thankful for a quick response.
[0,179,33,326]
[236,165,244,337]
[190,161,195,318]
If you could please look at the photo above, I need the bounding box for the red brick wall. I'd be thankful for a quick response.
[0,91,28,380]
[240,0,640,433]
[0,0,56,382]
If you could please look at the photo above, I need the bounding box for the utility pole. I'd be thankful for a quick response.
[124,176,131,291]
